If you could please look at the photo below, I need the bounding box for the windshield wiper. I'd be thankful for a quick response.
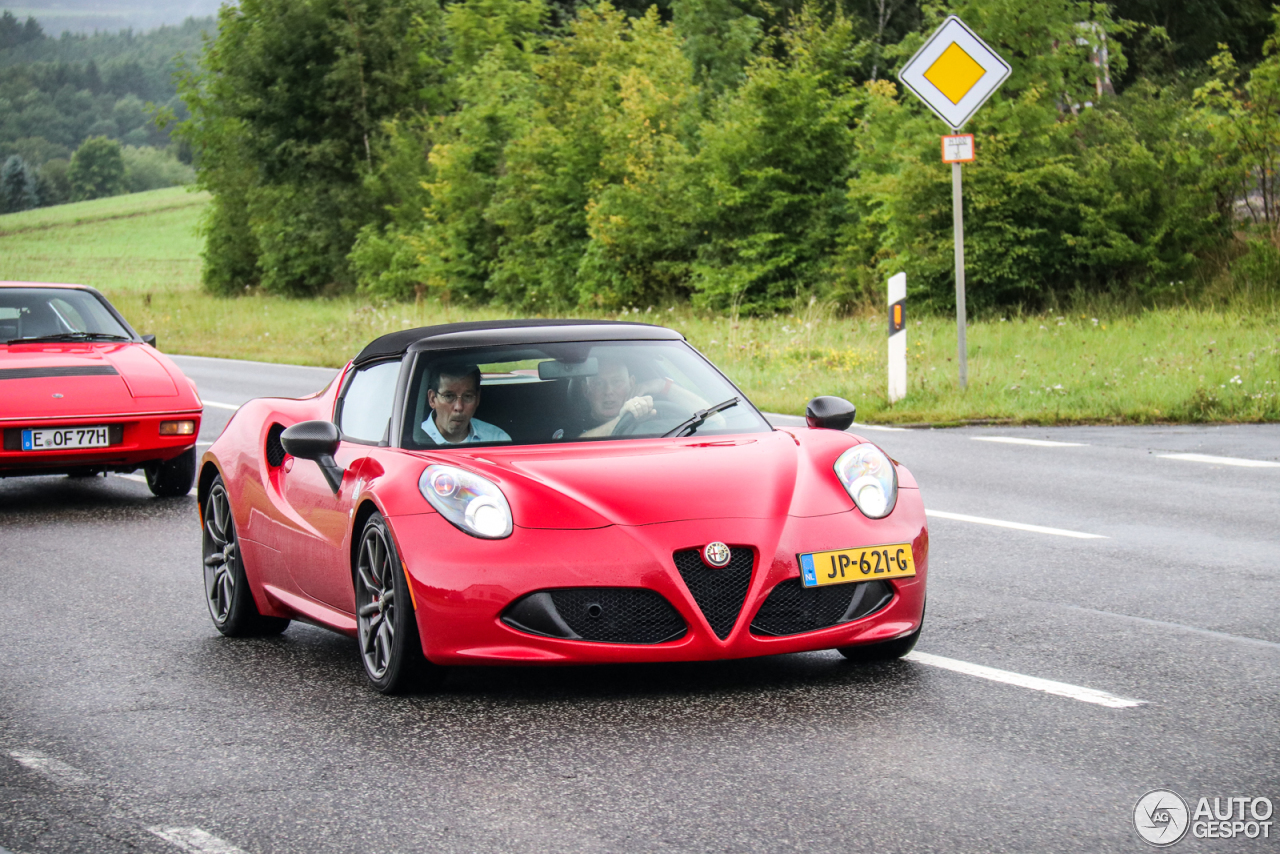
[663,397,740,438]
[6,332,132,345]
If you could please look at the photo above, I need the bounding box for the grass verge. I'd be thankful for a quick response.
[3,192,1277,423]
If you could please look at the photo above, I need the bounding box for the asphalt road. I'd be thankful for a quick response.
[2,354,1278,853]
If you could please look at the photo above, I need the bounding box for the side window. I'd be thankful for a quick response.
[338,361,401,444]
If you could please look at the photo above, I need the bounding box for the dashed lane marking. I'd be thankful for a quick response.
[905,652,1145,709]
[202,401,241,411]
[148,827,250,854]
[115,474,148,484]
[8,750,93,786]
[1157,452,1280,468]
[925,509,1107,539]
[971,436,1086,447]
[1063,605,1280,652]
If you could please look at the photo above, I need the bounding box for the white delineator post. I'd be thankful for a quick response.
[887,273,907,403]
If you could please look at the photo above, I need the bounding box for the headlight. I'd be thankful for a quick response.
[418,465,513,539]
[834,443,898,519]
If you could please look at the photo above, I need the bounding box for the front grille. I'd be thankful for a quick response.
[504,588,687,644]
[673,546,754,639]
[265,423,286,467]
[750,578,894,637]
[0,365,119,380]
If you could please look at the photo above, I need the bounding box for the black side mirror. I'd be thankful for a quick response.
[280,420,345,493]
[142,334,157,348]
[805,396,856,431]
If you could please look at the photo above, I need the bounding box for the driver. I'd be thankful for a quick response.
[422,363,511,444]
[578,358,707,437]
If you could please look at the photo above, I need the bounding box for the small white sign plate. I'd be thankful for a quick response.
[941,134,974,163]
[899,16,1011,130]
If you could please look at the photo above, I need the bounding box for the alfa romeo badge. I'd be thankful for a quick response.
[702,542,732,568]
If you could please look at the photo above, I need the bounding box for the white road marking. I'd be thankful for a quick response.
[853,422,908,433]
[925,509,1107,539]
[116,473,148,484]
[202,401,241,411]
[149,827,250,854]
[8,750,93,786]
[972,436,1086,447]
[1157,452,1280,468]
[905,652,1145,709]
[1063,605,1280,652]
[196,441,213,447]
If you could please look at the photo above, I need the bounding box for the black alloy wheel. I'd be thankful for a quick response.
[202,476,289,637]
[837,603,924,663]
[147,446,197,497]
[354,512,444,694]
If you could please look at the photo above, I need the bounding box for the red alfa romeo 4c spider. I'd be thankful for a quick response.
[1,282,201,496]
[199,320,928,692]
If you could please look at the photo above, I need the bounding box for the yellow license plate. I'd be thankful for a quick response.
[798,543,915,588]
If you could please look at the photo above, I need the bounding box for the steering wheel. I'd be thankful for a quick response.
[612,400,684,436]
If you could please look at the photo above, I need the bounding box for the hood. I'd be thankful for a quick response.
[0,343,194,420]
[436,430,859,528]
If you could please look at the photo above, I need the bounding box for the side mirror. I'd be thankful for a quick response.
[142,334,157,348]
[280,420,345,493]
[805,396,856,431]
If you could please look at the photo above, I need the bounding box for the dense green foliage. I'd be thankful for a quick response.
[0,15,208,208]
[183,0,1275,311]
[178,0,448,295]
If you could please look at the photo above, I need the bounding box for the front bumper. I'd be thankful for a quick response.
[390,494,928,665]
[0,410,201,476]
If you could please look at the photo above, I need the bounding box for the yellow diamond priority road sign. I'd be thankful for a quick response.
[899,16,1010,130]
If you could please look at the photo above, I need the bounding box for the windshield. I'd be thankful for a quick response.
[0,288,132,343]
[402,340,772,448]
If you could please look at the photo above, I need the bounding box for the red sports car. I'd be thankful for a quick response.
[0,282,201,496]
[199,320,928,692]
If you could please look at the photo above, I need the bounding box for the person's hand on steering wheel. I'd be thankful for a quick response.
[621,395,654,421]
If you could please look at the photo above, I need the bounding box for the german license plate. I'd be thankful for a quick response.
[798,543,916,588]
[22,426,112,451]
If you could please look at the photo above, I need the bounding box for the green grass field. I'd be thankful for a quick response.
[2,190,1277,423]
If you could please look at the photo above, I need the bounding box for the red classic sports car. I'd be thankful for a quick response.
[199,320,928,692]
[0,282,201,496]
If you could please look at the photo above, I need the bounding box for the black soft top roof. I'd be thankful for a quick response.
[352,319,684,366]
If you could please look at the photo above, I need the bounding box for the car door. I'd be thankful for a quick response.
[281,359,402,612]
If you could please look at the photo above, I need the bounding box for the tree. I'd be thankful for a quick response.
[179,0,449,296]
[68,136,126,201]
[1,155,38,212]
[0,11,43,50]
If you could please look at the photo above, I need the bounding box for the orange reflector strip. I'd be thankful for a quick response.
[404,561,418,610]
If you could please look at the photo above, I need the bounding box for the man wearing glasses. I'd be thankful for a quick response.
[422,363,511,444]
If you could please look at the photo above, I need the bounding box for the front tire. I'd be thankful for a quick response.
[837,605,923,663]
[354,513,444,694]
[147,446,197,497]
[202,476,290,637]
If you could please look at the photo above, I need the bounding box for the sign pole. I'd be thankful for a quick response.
[897,14,1010,393]
[952,160,967,389]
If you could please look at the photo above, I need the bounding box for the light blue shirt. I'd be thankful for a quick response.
[421,415,511,445]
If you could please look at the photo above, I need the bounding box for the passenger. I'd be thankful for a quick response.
[578,358,708,437]
[422,363,511,444]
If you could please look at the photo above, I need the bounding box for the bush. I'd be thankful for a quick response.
[121,145,194,192]
[68,136,126,200]
[36,158,70,206]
